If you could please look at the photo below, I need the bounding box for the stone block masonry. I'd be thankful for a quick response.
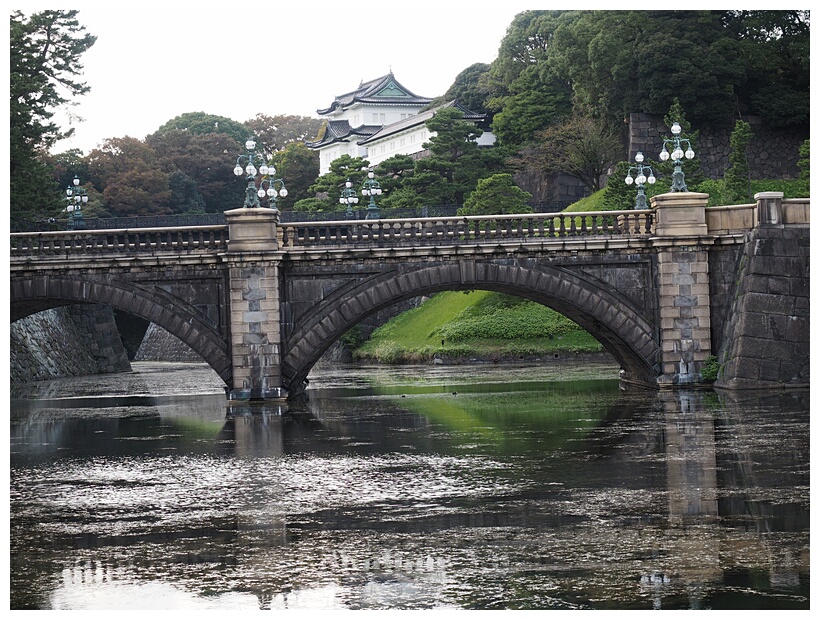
[651,192,713,385]
[135,323,204,362]
[714,225,809,389]
[10,304,131,386]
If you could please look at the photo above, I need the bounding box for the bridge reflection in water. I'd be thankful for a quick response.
[10,362,809,610]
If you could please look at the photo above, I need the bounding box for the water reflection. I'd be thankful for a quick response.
[9,363,809,610]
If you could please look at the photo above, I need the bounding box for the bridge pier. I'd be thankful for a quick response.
[651,192,714,386]
[224,207,287,401]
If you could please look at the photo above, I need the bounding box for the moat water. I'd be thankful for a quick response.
[9,362,810,610]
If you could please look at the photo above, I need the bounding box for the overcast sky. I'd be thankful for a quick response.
[17,0,551,155]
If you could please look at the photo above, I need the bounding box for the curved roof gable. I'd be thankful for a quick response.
[357,100,487,146]
[305,119,382,148]
[317,72,432,115]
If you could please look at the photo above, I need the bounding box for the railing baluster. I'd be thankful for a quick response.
[11,209,673,261]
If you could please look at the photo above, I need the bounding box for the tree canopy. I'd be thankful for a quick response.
[516,113,623,193]
[10,9,809,228]
[459,174,532,216]
[244,114,324,158]
[10,9,96,226]
[154,112,249,145]
[484,10,809,151]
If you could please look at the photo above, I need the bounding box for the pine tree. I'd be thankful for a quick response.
[10,10,96,226]
[724,120,754,204]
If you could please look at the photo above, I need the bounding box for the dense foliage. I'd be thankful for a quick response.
[484,10,809,147]
[10,10,96,227]
[437,293,582,341]
[723,120,755,204]
[458,174,532,216]
[9,9,809,227]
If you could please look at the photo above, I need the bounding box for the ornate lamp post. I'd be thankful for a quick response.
[339,178,359,218]
[65,175,88,229]
[233,138,287,210]
[624,152,656,210]
[361,170,382,220]
[658,122,695,192]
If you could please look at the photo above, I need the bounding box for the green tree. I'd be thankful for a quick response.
[459,174,533,216]
[85,137,172,217]
[147,128,243,212]
[304,155,370,212]
[549,11,747,125]
[429,63,492,115]
[10,9,96,227]
[413,107,505,205]
[51,148,89,193]
[485,11,573,148]
[269,142,319,210]
[490,63,573,149]
[517,113,622,192]
[291,197,327,213]
[724,119,754,204]
[797,140,809,181]
[374,154,416,208]
[167,171,206,214]
[243,114,324,159]
[725,10,810,127]
[155,112,249,145]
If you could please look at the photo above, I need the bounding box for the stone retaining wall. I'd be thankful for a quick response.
[10,304,131,386]
[714,225,810,389]
[134,323,205,362]
[628,113,806,180]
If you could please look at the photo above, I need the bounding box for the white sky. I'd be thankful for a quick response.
[13,0,547,155]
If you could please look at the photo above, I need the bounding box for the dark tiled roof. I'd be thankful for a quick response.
[305,120,382,148]
[357,100,487,146]
[317,72,433,115]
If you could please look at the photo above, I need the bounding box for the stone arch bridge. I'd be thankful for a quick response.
[10,192,809,400]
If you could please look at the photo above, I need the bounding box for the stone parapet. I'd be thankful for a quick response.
[225,207,280,253]
[651,192,709,237]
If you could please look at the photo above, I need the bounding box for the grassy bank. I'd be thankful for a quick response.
[353,290,604,364]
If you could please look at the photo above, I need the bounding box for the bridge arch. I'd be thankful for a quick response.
[282,261,661,393]
[10,275,233,389]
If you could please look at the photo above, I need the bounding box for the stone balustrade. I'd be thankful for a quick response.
[278,210,654,248]
[9,225,229,258]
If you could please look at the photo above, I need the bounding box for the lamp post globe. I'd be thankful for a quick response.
[624,152,656,210]
[361,170,382,220]
[339,178,359,219]
[233,137,287,210]
[659,122,695,192]
[65,175,89,229]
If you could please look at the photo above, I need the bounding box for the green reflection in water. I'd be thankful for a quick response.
[379,378,622,454]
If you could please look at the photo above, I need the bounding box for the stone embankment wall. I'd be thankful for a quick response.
[713,225,810,389]
[10,305,131,386]
[628,113,806,180]
[519,114,806,207]
[10,295,424,386]
[134,323,204,362]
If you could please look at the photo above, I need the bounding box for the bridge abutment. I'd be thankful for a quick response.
[224,208,287,400]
